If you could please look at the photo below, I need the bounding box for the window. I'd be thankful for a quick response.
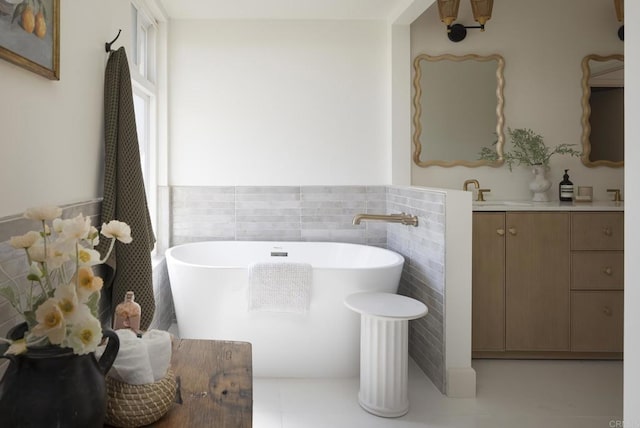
[132,88,151,186]
[131,3,156,83]
[130,0,159,248]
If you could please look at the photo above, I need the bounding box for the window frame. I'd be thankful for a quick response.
[129,0,167,254]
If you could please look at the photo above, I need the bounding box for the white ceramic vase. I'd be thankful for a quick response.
[529,164,551,202]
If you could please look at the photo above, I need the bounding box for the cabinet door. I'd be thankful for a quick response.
[571,251,624,290]
[571,291,623,352]
[571,212,624,250]
[472,213,505,352]
[505,212,571,351]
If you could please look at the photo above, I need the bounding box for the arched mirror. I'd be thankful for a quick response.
[581,54,624,168]
[412,53,505,168]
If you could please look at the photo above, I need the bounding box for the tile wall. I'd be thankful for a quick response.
[386,187,446,392]
[171,186,388,246]
[0,186,448,392]
[170,185,447,392]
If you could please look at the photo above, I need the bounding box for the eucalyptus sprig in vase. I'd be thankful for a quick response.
[479,128,581,201]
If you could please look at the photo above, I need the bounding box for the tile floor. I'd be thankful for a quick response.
[253,358,623,428]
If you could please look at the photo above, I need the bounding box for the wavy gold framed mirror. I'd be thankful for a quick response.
[581,54,624,168]
[412,53,505,168]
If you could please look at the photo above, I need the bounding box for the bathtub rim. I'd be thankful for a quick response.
[165,240,405,271]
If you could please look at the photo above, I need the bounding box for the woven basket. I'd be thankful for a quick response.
[105,369,177,428]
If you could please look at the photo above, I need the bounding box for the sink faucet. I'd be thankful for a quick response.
[477,188,491,202]
[607,189,623,202]
[463,179,491,202]
[463,179,480,191]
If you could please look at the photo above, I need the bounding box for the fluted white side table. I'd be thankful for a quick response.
[344,292,428,418]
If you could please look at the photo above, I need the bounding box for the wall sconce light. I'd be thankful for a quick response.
[437,0,493,42]
[614,0,623,41]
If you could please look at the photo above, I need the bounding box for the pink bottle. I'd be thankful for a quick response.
[113,291,142,333]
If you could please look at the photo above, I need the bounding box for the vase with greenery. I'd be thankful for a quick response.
[479,128,581,201]
[479,127,581,171]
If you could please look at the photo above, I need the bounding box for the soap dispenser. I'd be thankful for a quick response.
[559,169,573,201]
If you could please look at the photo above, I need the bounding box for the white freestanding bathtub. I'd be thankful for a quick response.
[165,241,404,378]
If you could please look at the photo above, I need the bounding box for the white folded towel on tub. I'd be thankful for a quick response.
[248,262,312,314]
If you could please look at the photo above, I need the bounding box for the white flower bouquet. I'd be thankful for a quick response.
[0,206,132,355]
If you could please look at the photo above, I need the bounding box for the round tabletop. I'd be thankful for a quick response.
[344,292,428,320]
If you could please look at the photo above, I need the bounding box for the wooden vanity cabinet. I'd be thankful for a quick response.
[472,210,623,359]
[504,212,571,352]
[472,213,505,351]
[472,212,570,354]
[571,291,623,352]
[570,212,624,353]
[571,212,624,250]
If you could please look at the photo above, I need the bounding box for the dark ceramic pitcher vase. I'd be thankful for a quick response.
[0,323,120,428]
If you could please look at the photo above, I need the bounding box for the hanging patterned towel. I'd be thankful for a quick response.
[98,47,156,329]
[248,262,312,314]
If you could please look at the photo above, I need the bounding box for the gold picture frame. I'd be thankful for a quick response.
[0,0,60,80]
[412,53,505,168]
[580,54,624,168]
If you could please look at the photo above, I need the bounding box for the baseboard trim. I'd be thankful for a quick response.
[472,351,623,360]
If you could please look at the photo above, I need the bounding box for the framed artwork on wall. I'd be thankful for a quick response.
[0,0,59,80]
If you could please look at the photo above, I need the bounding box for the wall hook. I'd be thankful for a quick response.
[105,29,122,53]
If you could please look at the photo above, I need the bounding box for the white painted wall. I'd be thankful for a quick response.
[387,0,436,185]
[167,20,390,186]
[624,1,640,423]
[389,23,412,186]
[0,0,130,218]
[410,0,624,202]
[443,188,474,397]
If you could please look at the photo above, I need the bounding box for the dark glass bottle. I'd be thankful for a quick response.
[559,169,573,201]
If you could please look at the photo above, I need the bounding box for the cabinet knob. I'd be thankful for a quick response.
[603,306,613,317]
[496,228,505,236]
[508,227,517,236]
[603,227,613,236]
[603,266,613,276]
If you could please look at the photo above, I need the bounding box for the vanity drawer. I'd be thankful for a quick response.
[571,212,624,250]
[571,251,624,290]
[571,291,623,353]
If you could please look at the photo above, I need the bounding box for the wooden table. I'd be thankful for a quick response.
[106,338,253,427]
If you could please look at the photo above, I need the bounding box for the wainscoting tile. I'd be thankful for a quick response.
[167,185,446,393]
[388,186,447,393]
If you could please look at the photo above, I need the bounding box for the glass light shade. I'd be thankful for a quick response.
[470,0,493,26]
[437,0,460,26]
[614,0,623,22]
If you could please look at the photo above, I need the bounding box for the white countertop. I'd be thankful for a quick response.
[472,200,624,211]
